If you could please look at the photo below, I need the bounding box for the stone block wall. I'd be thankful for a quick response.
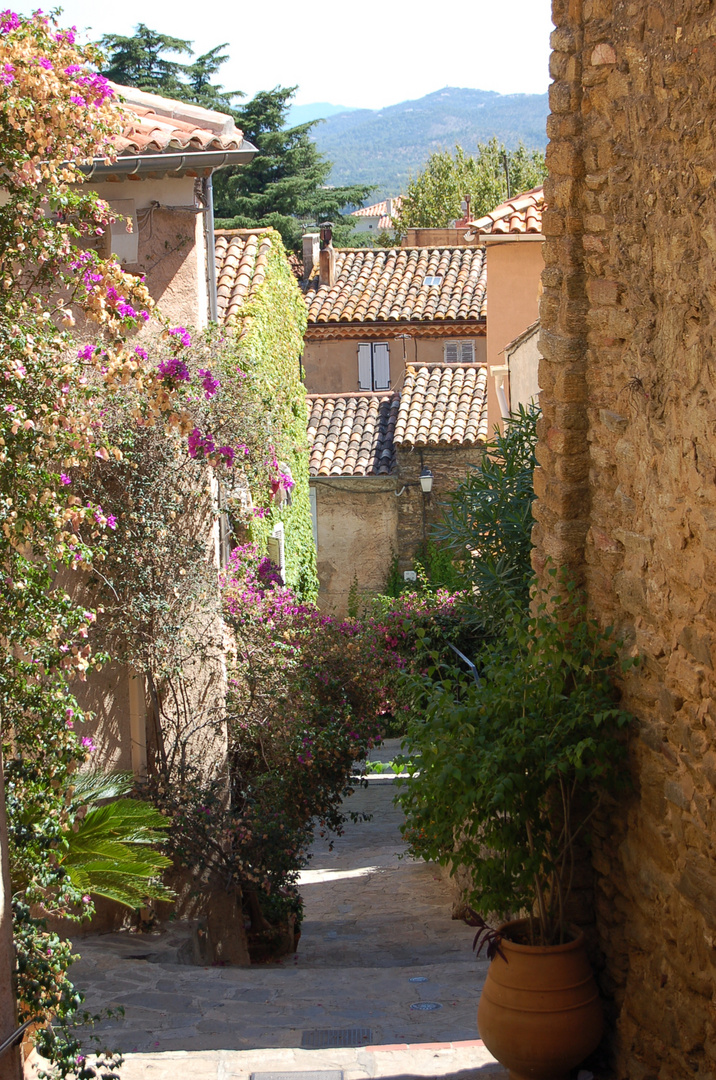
[536,2,716,1077]
[396,445,484,571]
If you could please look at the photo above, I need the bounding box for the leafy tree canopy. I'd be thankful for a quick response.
[99,27,373,249]
[395,139,547,233]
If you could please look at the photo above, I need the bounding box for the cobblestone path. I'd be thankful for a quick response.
[27,741,505,1079]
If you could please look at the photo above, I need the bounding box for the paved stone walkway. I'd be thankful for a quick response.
[27,741,506,1079]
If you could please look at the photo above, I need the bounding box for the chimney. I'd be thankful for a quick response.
[302,232,319,280]
[319,222,336,288]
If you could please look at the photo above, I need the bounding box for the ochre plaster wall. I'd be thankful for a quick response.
[485,240,543,430]
[86,176,209,330]
[508,330,542,411]
[303,334,486,394]
[536,4,716,1076]
[312,477,398,613]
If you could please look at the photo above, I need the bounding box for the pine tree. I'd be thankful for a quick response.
[99,27,373,249]
[213,86,373,249]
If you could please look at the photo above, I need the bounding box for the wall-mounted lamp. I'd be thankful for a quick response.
[419,467,434,495]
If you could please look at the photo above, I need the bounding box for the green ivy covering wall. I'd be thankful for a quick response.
[219,230,318,600]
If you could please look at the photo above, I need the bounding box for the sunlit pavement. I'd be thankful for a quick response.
[26,740,505,1079]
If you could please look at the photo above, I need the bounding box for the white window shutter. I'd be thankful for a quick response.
[372,343,390,390]
[358,344,373,390]
[460,340,475,362]
[445,341,459,363]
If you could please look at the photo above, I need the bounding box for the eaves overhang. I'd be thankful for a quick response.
[304,319,487,341]
[79,140,258,181]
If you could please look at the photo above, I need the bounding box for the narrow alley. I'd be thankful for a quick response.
[36,742,505,1079]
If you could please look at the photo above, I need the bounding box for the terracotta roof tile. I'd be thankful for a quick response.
[111,83,246,157]
[466,185,545,236]
[305,246,487,326]
[351,196,402,229]
[307,393,399,477]
[214,229,274,325]
[307,364,489,476]
[393,364,489,449]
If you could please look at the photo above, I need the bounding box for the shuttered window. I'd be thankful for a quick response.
[444,339,475,363]
[372,343,390,390]
[358,343,373,389]
[357,342,391,391]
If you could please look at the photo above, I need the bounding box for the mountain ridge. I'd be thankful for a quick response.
[297,86,549,201]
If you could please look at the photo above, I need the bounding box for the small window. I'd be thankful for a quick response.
[267,522,286,582]
[444,340,475,363]
[424,275,443,287]
[358,342,391,391]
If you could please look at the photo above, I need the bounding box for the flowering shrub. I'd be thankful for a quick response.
[0,10,250,1074]
[140,546,390,953]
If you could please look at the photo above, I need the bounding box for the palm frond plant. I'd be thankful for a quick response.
[59,772,173,908]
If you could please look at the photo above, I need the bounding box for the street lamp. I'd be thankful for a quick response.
[419,467,434,495]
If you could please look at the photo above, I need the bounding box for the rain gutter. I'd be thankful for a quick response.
[79,140,258,180]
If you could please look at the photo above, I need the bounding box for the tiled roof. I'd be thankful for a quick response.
[394,364,489,449]
[214,229,273,325]
[351,196,402,229]
[307,393,399,477]
[111,84,246,157]
[468,186,545,236]
[305,247,487,325]
[307,364,488,476]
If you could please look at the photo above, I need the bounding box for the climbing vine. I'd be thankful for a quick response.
[218,233,317,600]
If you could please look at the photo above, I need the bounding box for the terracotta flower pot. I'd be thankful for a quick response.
[477,919,603,1080]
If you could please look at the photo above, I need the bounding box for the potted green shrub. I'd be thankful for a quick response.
[399,588,634,1080]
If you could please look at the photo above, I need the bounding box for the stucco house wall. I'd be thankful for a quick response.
[535,3,716,1076]
[302,334,487,395]
[485,239,543,428]
[506,322,542,412]
[89,177,209,330]
[311,477,398,611]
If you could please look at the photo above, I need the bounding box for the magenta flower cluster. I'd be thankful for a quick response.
[187,427,240,468]
[158,356,190,382]
[67,71,113,108]
[168,326,191,349]
[0,11,20,34]
[198,368,220,399]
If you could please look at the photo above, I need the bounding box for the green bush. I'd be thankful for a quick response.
[397,584,635,944]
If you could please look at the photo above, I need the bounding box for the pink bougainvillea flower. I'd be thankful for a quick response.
[0,11,20,34]
[198,368,219,398]
[168,326,191,349]
[187,427,215,459]
[60,473,71,485]
[158,356,190,382]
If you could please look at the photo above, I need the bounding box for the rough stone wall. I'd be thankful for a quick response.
[396,446,484,571]
[536,2,716,1077]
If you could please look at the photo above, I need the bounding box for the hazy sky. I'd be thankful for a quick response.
[16,0,554,109]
